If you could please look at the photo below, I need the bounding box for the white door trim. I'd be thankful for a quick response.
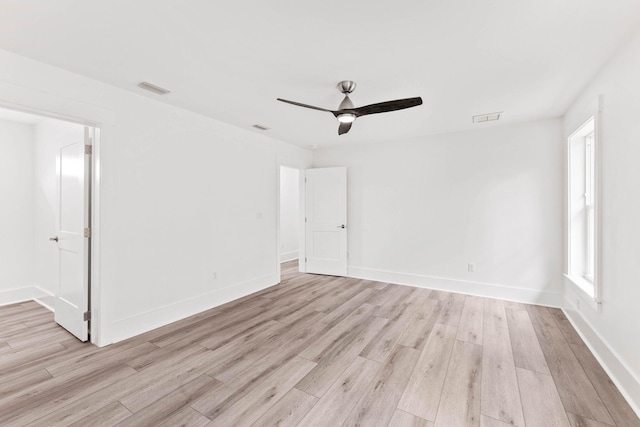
[276,156,309,280]
[90,128,101,345]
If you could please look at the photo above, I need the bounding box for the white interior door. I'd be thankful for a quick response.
[54,127,91,341]
[305,167,347,276]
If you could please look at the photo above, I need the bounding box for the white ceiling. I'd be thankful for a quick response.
[1,1,639,148]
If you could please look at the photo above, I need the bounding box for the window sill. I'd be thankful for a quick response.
[564,274,602,313]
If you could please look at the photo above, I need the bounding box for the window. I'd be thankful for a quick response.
[568,117,598,298]
[584,132,595,281]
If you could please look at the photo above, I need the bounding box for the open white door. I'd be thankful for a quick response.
[305,167,347,276]
[53,127,91,341]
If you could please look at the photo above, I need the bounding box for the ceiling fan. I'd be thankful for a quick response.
[277,80,422,135]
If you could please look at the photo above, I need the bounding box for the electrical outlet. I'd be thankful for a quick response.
[212,272,217,280]
[468,262,475,272]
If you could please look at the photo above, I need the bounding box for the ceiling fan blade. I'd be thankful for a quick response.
[352,97,423,117]
[338,121,352,135]
[277,98,333,113]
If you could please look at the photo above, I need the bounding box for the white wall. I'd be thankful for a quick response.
[314,119,564,305]
[0,49,313,344]
[0,119,35,303]
[563,28,640,413]
[279,166,299,262]
[33,118,85,296]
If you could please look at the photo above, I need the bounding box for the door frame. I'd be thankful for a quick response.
[276,158,308,281]
[0,101,102,345]
[303,167,348,277]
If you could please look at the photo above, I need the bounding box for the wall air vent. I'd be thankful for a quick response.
[473,111,503,123]
[252,124,270,131]
[137,81,171,95]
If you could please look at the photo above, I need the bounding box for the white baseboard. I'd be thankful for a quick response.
[348,266,563,307]
[105,272,280,345]
[34,288,55,312]
[0,286,50,307]
[562,303,640,418]
[280,251,298,263]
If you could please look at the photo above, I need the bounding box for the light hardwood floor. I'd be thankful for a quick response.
[1,260,638,426]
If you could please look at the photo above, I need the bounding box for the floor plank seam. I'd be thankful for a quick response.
[564,335,619,426]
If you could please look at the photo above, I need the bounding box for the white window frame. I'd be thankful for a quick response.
[584,132,595,283]
[566,115,601,311]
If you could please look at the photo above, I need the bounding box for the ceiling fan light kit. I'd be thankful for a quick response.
[277,80,422,135]
[337,113,356,123]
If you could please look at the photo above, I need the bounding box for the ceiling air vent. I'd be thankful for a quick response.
[137,81,171,95]
[473,111,503,123]
[252,124,270,131]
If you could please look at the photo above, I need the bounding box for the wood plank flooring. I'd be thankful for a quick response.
[0,260,638,426]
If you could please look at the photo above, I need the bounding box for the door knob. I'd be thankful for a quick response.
[338,224,346,229]
[49,236,59,242]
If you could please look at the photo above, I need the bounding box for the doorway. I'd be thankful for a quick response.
[279,165,301,279]
[0,106,98,343]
